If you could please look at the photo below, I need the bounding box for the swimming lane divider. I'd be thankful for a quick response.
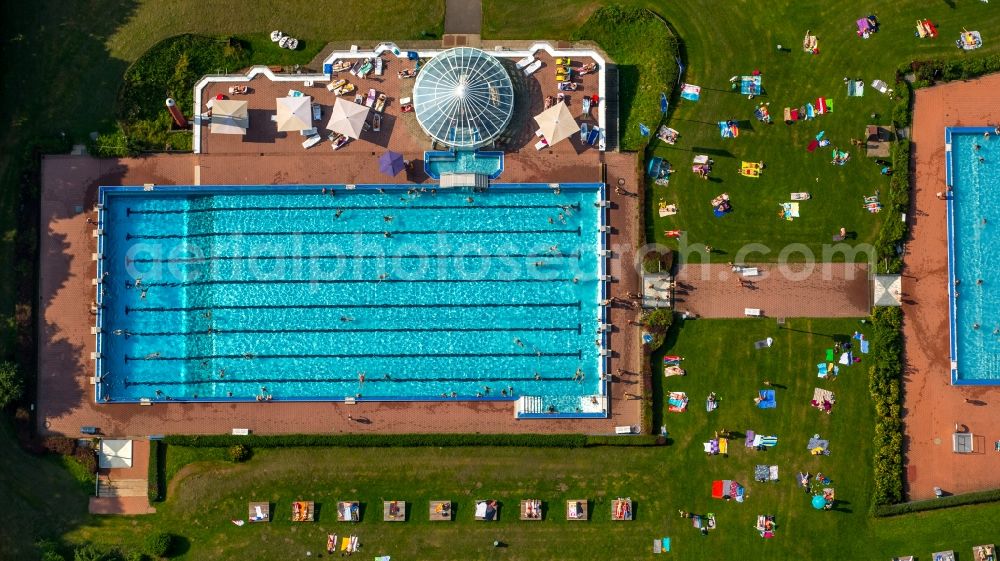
[126,228,581,240]
[128,251,582,264]
[126,351,583,361]
[124,372,588,387]
[127,302,582,313]
[126,325,582,336]
[126,203,579,215]
[137,278,575,287]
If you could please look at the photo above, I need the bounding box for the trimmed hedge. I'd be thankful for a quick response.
[584,435,661,446]
[148,440,165,502]
[874,487,1000,517]
[164,433,663,449]
[868,307,904,509]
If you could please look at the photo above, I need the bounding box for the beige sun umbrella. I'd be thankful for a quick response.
[327,98,371,139]
[533,101,579,147]
[275,96,313,132]
[209,99,249,134]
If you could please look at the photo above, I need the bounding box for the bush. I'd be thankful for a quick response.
[124,552,147,561]
[874,487,1000,517]
[0,360,23,410]
[644,309,674,332]
[227,444,252,463]
[584,435,662,446]
[72,446,98,475]
[144,533,173,558]
[148,440,165,502]
[868,307,905,509]
[43,436,78,456]
[73,545,111,561]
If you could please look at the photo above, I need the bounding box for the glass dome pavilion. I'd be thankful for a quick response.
[412,47,515,149]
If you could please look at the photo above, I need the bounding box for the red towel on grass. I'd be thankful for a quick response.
[807,140,819,152]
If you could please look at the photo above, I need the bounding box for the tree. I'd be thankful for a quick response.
[0,361,23,410]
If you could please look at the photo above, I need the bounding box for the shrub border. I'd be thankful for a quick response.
[874,487,1000,517]
[148,440,165,502]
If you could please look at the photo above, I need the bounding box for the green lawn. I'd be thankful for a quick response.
[486,0,1000,262]
[0,317,985,560]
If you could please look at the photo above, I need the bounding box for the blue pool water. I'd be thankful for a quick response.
[948,130,1000,383]
[95,184,605,413]
[425,150,504,179]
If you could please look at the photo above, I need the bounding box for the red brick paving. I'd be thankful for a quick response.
[902,74,1000,500]
[38,148,641,437]
[673,263,871,318]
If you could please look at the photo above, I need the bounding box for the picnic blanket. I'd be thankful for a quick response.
[741,75,762,96]
[780,202,800,221]
[817,362,840,378]
[847,80,864,97]
[757,389,776,409]
[706,396,718,412]
[745,430,756,447]
[860,338,870,353]
[807,437,830,454]
[839,352,852,365]
[719,121,739,138]
[680,83,701,101]
[668,391,689,412]
[756,435,778,447]
[704,439,720,454]
[754,337,774,349]
[755,464,778,482]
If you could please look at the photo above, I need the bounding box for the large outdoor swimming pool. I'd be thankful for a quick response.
[947,129,1000,384]
[94,184,607,415]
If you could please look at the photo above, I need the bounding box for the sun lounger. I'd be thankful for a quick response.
[534,138,549,151]
[429,500,452,521]
[520,499,543,520]
[301,135,322,149]
[383,500,405,521]
[741,267,760,277]
[566,500,587,520]
[475,500,498,521]
[587,127,601,146]
[791,192,811,200]
[612,498,632,521]
[745,308,762,317]
[337,501,359,522]
[523,60,542,76]
[249,502,269,522]
[292,501,315,522]
[515,54,535,70]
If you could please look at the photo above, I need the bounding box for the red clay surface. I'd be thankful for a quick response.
[673,263,871,318]
[902,74,1000,499]
[38,147,642,437]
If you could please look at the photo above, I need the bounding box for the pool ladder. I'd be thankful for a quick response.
[515,396,545,415]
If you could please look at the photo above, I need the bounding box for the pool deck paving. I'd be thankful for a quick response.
[37,146,642,437]
[902,73,1000,499]
[672,263,871,318]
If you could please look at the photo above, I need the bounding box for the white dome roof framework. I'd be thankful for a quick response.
[413,47,515,149]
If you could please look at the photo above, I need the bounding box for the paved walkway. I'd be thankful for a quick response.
[444,0,482,34]
[901,74,1000,500]
[672,263,871,318]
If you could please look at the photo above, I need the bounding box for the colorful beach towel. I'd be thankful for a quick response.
[680,83,701,101]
